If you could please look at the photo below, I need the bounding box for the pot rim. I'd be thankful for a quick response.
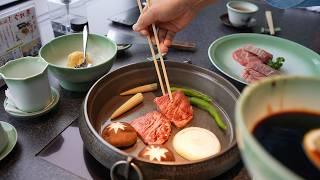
[83,61,240,165]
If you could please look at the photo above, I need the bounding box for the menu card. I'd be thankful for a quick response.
[0,3,41,86]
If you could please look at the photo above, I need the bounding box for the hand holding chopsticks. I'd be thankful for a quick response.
[135,0,173,101]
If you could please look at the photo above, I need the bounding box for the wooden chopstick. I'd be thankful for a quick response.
[265,11,275,35]
[146,0,173,101]
[135,0,166,96]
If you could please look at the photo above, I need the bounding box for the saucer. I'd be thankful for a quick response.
[3,87,60,119]
[117,44,132,52]
[220,13,255,29]
[0,121,17,161]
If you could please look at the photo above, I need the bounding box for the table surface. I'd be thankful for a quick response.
[0,0,319,179]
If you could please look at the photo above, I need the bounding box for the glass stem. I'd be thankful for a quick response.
[66,3,71,33]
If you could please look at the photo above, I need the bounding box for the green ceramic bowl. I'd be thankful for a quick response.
[236,76,320,180]
[39,33,117,92]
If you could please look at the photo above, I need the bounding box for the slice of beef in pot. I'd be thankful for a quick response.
[130,111,171,145]
[242,44,273,63]
[154,91,193,128]
[232,48,262,66]
[242,61,280,83]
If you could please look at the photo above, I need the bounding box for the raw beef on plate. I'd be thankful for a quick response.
[242,44,273,63]
[246,61,280,76]
[232,48,261,66]
[242,61,280,83]
[154,91,193,128]
[242,68,265,83]
[232,44,273,66]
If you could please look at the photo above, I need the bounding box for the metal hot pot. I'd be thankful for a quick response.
[79,61,240,179]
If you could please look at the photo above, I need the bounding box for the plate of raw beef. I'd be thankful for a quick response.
[208,33,320,84]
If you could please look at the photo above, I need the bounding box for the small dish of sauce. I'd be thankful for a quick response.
[253,111,320,179]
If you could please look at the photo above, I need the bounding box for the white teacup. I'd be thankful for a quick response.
[0,57,52,112]
[227,1,259,27]
[0,123,8,153]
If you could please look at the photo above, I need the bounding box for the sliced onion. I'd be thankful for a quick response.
[173,127,221,161]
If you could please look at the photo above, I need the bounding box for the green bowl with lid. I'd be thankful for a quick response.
[39,33,117,92]
[236,76,320,180]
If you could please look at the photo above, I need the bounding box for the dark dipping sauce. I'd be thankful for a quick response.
[253,111,320,179]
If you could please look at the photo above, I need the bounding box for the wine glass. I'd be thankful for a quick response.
[61,0,72,33]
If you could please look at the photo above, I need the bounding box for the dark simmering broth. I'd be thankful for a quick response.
[253,111,320,179]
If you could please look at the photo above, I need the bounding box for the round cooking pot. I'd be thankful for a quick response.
[79,61,240,179]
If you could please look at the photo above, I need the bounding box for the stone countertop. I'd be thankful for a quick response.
[0,0,319,179]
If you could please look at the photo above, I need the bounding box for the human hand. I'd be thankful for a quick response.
[133,0,200,53]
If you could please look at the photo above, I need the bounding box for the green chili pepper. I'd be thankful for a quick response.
[189,97,227,130]
[171,87,212,102]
